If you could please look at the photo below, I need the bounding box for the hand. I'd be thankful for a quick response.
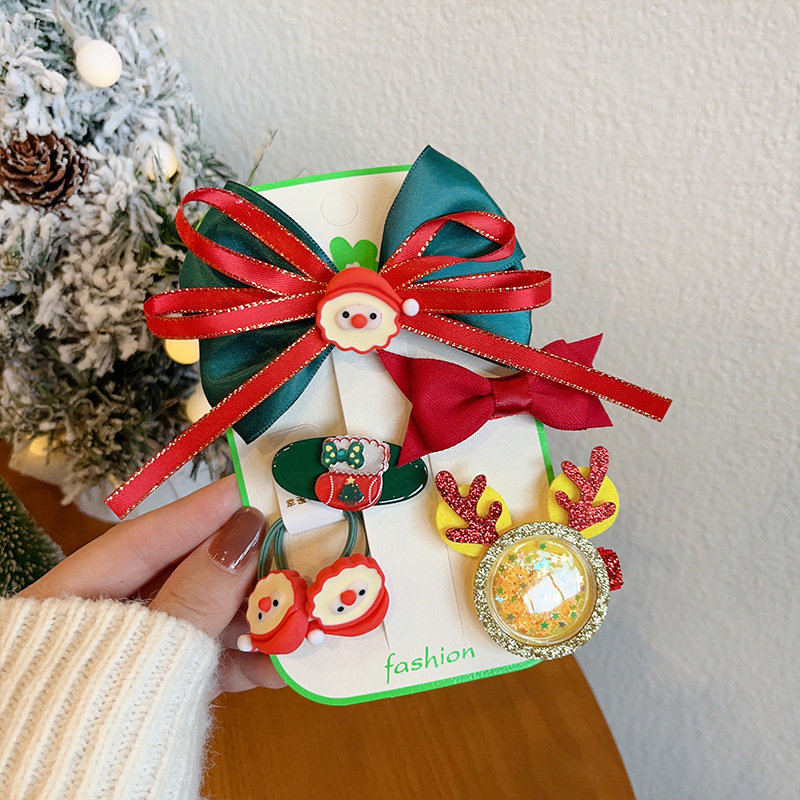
[19,474,284,697]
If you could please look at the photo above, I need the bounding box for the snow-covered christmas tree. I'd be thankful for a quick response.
[0,0,233,502]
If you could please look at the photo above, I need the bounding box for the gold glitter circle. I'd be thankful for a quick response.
[473,522,610,660]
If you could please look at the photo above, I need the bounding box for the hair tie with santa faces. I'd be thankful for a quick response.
[237,511,389,655]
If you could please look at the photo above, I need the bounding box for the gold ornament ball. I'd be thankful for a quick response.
[28,435,51,458]
[473,522,610,660]
[163,338,200,365]
[144,140,179,181]
[74,37,122,88]
[185,385,211,423]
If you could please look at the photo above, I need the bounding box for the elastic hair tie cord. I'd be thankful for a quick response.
[257,511,363,579]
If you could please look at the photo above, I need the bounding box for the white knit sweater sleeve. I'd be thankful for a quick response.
[0,596,220,800]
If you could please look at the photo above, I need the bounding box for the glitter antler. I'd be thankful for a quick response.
[555,446,616,532]
[435,471,502,545]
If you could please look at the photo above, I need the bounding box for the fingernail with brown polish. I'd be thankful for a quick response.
[209,507,265,572]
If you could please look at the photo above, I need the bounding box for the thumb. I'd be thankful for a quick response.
[150,506,265,638]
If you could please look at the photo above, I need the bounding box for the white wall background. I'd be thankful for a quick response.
[146,2,799,798]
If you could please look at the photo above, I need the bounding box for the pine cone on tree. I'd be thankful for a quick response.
[0,133,88,209]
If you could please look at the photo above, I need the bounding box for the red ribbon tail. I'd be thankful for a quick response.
[403,315,672,422]
[396,417,433,467]
[532,336,612,430]
[106,329,330,519]
[376,350,414,400]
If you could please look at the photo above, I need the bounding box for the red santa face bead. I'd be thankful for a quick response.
[336,303,383,331]
[316,267,402,354]
[306,554,389,636]
[244,570,309,654]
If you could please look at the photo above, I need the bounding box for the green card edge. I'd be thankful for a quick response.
[269,652,541,706]
[226,428,250,507]
[536,417,556,485]
[250,164,412,193]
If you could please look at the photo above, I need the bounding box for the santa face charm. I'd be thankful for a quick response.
[316,267,403,354]
[307,554,389,637]
[238,570,309,655]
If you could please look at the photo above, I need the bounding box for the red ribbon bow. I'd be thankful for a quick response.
[106,187,670,518]
[379,336,613,464]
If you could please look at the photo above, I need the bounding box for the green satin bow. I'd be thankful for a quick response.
[180,146,529,443]
[321,440,365,470]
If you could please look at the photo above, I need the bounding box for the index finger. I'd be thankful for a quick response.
[20,474,244,600]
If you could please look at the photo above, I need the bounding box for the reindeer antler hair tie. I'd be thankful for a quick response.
[434,446,624,660]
